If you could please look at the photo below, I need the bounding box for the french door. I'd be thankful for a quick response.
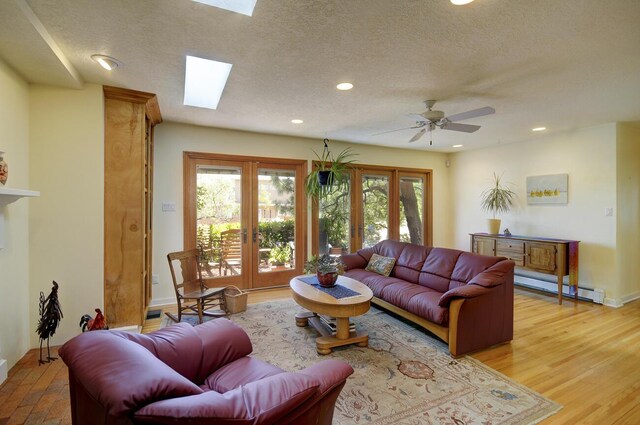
[184,152,306,289]
[312,165,431,255]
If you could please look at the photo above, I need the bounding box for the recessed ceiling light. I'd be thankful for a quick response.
[451,0,474,5]
[532,127,547,132]
[91,54,120,71]
[192,0,257,16]
[336,82,353,91]
[183,55,232,110]
[291,119,303,124]
[452,144,463,148]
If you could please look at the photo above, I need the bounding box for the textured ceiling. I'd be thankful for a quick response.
[1,0,639,152]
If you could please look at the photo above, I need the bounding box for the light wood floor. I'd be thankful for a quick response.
[2,288,639,424]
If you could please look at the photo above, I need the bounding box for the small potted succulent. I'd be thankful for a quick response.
[304,254,345,288]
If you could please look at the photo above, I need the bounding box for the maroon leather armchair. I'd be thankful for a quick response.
[60,319,353,425]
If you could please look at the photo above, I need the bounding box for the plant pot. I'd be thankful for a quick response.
[317,170,333,186]
[317,270,338,287]
[487,218,501,235]
[329,247,343,256]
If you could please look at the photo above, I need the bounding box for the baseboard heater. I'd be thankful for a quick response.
[514,274,604,304]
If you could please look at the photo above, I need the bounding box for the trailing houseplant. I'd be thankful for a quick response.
[480,173,516,235]
[304,139,357,200]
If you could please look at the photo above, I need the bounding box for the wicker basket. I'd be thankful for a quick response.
[224,285,248,314]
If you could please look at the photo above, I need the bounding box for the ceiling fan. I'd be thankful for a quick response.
[375,100,495,145]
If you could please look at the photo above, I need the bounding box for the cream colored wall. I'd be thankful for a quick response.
[0,60,31,371]
[449,124,619,299]
[616,123,640,302]
[29,84,104,346]
[151,122,451,304]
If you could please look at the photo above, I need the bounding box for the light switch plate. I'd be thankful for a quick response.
[162,202,176,212]
[605,207,613,217]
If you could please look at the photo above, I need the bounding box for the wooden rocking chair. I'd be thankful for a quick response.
[166,249,227,324]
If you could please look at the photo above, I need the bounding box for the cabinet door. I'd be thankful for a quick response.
[473,236,496,256]
[525,242,557,273]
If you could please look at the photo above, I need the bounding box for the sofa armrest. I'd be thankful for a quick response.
[340,253,368,270]
[440,260,514,307]
[439,284,494,307]
[135,372,320,425]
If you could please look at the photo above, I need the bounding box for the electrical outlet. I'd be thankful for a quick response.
[605,207,613,217]
[162,202,176,212]
[152,274,160,285]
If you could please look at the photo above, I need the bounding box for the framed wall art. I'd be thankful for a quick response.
[526,174,568,204]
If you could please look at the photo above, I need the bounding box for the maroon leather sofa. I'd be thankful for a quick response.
[60,319,353,425]
[341,240,515,356]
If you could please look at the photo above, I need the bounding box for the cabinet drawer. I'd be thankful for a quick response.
[496,252,525,266]
[496,239,524,253]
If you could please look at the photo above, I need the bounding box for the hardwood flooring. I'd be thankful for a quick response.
[2,287,639,424]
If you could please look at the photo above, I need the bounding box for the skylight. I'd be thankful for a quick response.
[192,0,257,16]
[183,56,232,110]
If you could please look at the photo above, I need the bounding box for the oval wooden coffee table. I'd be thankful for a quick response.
[290,275,373,355]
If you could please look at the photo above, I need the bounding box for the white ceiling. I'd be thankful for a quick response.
[1,0,639,152]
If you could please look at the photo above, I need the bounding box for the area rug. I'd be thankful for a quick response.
[162,300,561,424]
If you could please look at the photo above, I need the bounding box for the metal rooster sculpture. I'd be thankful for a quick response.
[79,308,108,332]
[36,281,63,365]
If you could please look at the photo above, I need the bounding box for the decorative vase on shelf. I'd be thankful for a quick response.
[0,151,8,186]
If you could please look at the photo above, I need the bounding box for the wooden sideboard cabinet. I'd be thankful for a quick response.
[104,86,162,327]
[470,233,580,304]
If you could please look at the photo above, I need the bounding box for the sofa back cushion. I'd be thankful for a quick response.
[60,331,203,416]
[362,240,506,292]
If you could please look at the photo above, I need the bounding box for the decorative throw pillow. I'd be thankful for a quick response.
[365,253,396,277]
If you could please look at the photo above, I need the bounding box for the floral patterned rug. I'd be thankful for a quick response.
[164,300,561,424]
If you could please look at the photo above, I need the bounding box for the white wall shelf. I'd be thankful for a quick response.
[0,187,40,248]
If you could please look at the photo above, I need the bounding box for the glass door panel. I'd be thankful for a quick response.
[318,175,351,255]
[257,168,296,273]
[196,164,245,284]
[361,173,390,248]
[399,176,424,245]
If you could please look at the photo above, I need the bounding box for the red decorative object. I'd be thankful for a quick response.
[317,271,338,287]
[80,308,109,332]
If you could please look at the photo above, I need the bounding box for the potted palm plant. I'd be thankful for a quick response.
[304,139,357,200]
[480,173,516,235]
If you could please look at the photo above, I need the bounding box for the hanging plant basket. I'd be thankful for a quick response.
[304,138,357,199]
[317,170,333,186]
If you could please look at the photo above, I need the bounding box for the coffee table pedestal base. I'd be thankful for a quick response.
[295,311,368,355]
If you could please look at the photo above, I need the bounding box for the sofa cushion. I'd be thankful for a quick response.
[203,357,284,393]
[59,331,203,416]
[418,247,462,292]
[365,253,396,276]
[450,252,504,289]
[344,269,404,298]
[393,244,431,283]
[406,290,449,325]
[379,281,441,312]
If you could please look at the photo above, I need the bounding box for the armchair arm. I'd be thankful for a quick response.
[298,359,354,395]
[134,372,320,425]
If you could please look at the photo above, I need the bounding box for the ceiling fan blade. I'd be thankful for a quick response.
[408,128,427,142]
[372,123,424,136]
[446,106,495,122]
[441,122,481,133]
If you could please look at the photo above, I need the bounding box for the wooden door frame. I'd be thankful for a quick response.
[310,163,432,256]
[183,152,307,289]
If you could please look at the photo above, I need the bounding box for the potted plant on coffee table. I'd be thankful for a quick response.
[480,172,516,235]
[304,254,345,288]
